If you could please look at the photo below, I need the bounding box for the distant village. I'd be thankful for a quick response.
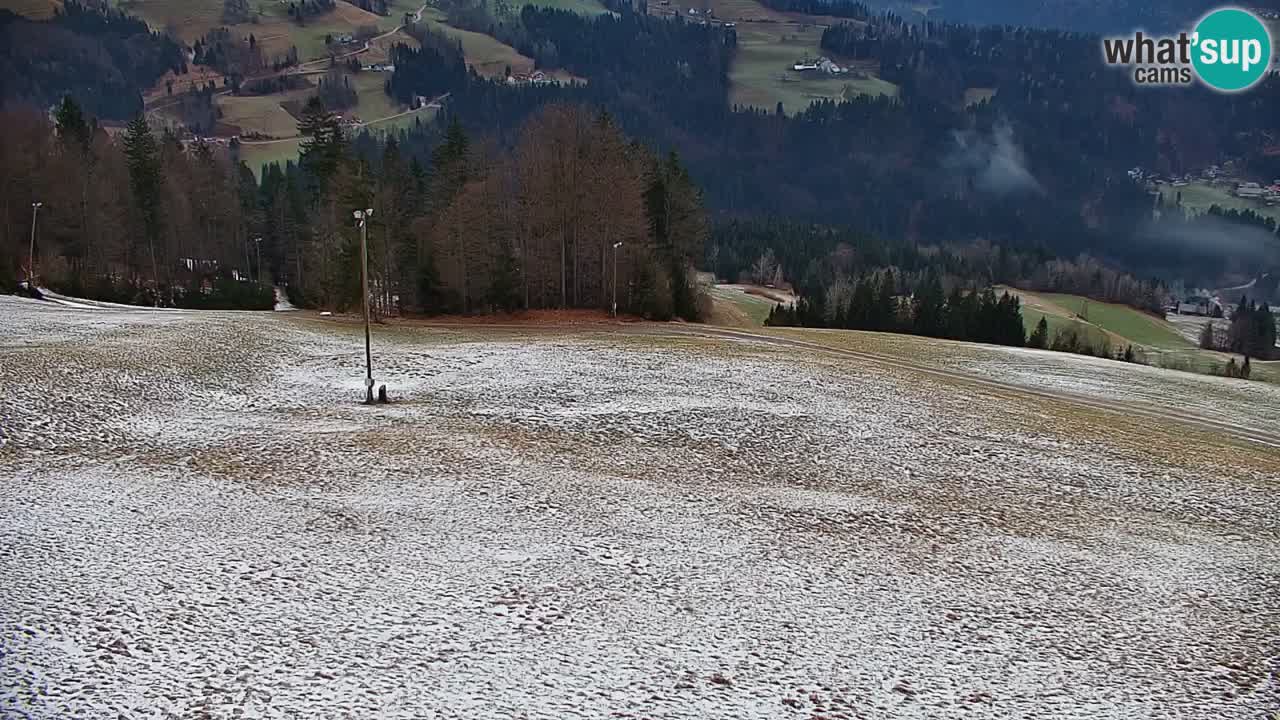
[1128,162,1280,206]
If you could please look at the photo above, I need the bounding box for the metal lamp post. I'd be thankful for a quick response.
[353,208,375,404]
[28,202,42,288]
[612,241,623,318]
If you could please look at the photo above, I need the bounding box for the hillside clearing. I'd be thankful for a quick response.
[963,87,995,106]
[215,90,312,138]
[348,71,402,123]
[701,0,861,26]
[0,0,60,19]
[527,0,610,15]
[1003,288,1192,351]
[729,23,896,114]
[418,8,535,77]
[240,136,302,175]
[707,284,778,326]
[1159,181,1280,223]
[115,0,400,59]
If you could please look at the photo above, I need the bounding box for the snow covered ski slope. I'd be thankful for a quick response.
[1,296,1277,719]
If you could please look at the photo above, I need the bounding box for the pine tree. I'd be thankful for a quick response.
[298,96,344,196]
[54,97,91,150]
[874,269,896,331]
[122,115,161,292]
[912,270,946,338]
[1028,316,1049,349]
[1198,321,1216,350]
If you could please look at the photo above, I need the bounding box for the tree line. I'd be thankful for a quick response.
[1,95,707,320]
[0,99,271,308]
[764,269,1029,349]
[1199,297,1279,360]
[708,218,1172,313]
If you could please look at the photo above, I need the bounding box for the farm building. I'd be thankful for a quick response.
[506,70,553,86]
[792,57,848,74]
[1176,297,1222,317]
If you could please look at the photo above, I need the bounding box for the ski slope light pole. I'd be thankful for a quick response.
[354,208,375,404]
[28,202,42,288]
[612,241,623,318]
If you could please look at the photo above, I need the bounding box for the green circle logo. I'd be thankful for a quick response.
[1192,8,1273,92]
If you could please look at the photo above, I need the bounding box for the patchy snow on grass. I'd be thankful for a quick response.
[1,296,1278,719]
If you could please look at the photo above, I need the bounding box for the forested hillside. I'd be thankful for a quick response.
[376,3,1280,291]
[0,1,183,120]
[1,97,707,319]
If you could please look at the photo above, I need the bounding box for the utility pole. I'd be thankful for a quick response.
[28,202,42,288]
[353,209,375,404]
[253,237,263,284]
[612,241,623,318]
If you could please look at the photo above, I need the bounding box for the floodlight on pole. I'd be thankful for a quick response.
[354,208,375,403]
[611,241,623,319]
[28,202,42,288]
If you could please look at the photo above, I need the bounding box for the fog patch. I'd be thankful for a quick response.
[1140,214,1280,263]
[946,123,1044,196]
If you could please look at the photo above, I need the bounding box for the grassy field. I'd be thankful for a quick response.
[1000,287,1280,382]
[115,0,400,59]
[114,0,223,41]
[702,0,861,25]
[728,24,896,114]
[365,27,420,64]
[1019,306,1114,352]
[707,0,794,21]
[707,285,777,326]
[239,105,436,178]
[419,7,534,77]
[240,137,302,176]
[964,87,995,106]
[216,89,311,138]
[361,105,436,133]
[527,0,610,15]
[0,0,60,18]
[256,1,399,61]
[349,71,402,122]
[1026,291,1192,350]
[1159,181,1280,222]
[218,70,410,141]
